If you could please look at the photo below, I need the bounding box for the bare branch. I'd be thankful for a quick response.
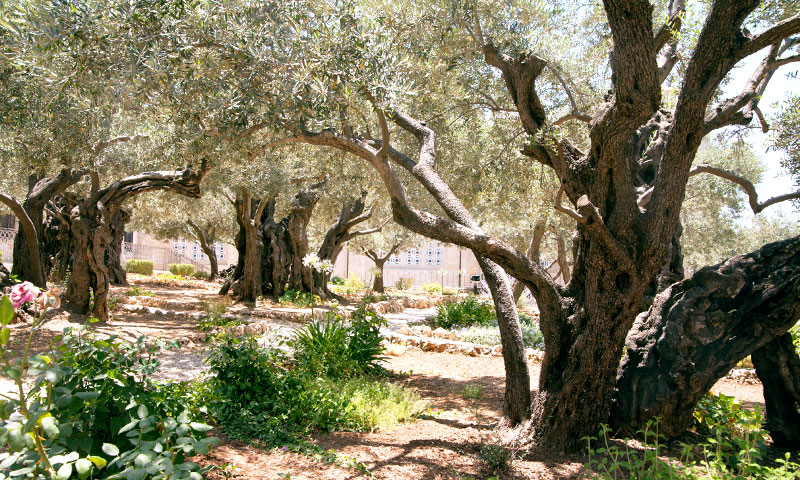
[738,13,800,60]
[90,135,147,156]
[248,135,301,160]
[366,91,391,158]
[554,182,586,224]
[689,164,800,214]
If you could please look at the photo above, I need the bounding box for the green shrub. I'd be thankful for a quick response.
[395,277,413,290]
[205,334,422,445]
[460,322,544,349]
[330,276,346,285]
[192,270,210,279]
[278,289,318,307]
[480,443,513,473]
[362,292,390,303]
[291,306,387,379]
[421,282,442,294]
[433,296,496,329]
[125,259,154,275]
[168,263,196,276]
[692,392,767,463]
[0,323,216,480]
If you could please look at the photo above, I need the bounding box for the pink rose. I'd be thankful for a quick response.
[10,281,41,309]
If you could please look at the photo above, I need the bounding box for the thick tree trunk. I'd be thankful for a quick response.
[372,260,386,293]
[478,256,532,424]
[751,332,800,450]
[65,162,207,320]
[222,195,267,302]
[5,170,85,286]
[611,235,800,437]
[106,209,130,286]
[287,181,326,292]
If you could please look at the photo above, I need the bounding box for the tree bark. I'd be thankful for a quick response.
[5,169,85,286]
[478,256,532,424]
[188,219,219,280]
[751,332,800,450]
[106,208,130,286]
[287,180,326,292]
[314,191,383,291]
[611,235,800,437]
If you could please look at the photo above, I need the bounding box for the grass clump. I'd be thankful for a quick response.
[125,284,154,297]
[125,259,153,275]
[168,263,196,276]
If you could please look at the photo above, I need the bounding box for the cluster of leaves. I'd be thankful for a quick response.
[329,276,346,285]
[584,418,799,480]
[205,306,422,446]
[278,289,319,308]
[692,392,768,459]
[361,292,389,304]
[0,307,216,480]
[328,275,365,297]
[420,283,442,294]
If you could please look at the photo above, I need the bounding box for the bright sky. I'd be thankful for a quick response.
[726,50,799,223]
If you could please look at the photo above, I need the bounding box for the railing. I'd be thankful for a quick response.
[0,228,16,265]
[121,242,209,273]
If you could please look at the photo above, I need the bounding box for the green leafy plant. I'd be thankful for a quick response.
[125,259,154,276]
[361,292,389,304]
[330,276,346,285]
[394,278,413,290]
[421,282,442,294]
[191,270,210,280]
[433,296,497,329]
[583,418,800,480]
[0,287,217,480]
[291,306,387,379]
[278,289,319,308]
[168,263,196,276]
[480,444,512,474]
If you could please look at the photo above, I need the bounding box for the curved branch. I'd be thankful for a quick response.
[0,192,44,286]
[737,13,800,60]
[689,164,800,214]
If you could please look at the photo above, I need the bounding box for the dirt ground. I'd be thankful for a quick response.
[1,279,769,480]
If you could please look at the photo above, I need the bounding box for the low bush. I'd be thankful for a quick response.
[205,330,423,445]
[362,292,390,303]
[125,259,154,275]
[460,322,544,349]
[168,263,197,276]
[292,306,387,378]
[421,282,442,294]
[192,270,210,279]
[278,289,318,307]
[330,276,346,285]
[395,277,413,290]
[433,296,497,329]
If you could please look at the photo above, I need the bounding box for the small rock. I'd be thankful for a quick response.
[491,345,503,357]
[432,327,449,339]
[397,326,413,336]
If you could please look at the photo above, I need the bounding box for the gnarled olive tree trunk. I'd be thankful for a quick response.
[106,208,131,286]
[313,190,384,292]
[611,235,800,437]
[0,169,85,287]
[287,181,326,292]
[219,194,269,302]
[64,162,208,320]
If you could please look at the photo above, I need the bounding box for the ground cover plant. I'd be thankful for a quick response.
[433,297,545,349]
[204,305,424,447]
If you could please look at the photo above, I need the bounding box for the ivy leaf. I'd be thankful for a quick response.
[101,443,120,457]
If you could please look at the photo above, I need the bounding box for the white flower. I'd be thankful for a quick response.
[318,259,334,274]
[302,253,321,268]
[370,266,383,277]
[439,268,447,275]
[459,269,466,275]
